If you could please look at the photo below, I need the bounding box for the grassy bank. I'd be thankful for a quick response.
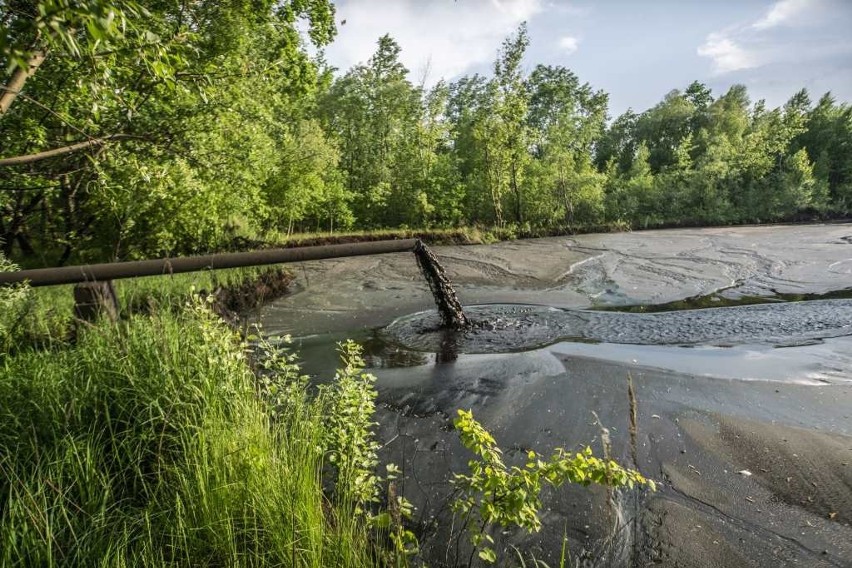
[0,247,654,566]
[230,222,631,251]
[2,251,389,565]
[0,301,380,566]
[14,265,293,345]
[228,212,850,253]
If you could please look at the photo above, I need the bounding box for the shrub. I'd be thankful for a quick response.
[0,250,29,350]
[452,409,655,564]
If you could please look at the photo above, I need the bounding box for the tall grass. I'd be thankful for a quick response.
[17,265,289,344]
[0,301,378,566]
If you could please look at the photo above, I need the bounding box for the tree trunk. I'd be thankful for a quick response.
[484,143,503,227]
[0,49,46,115]
[511,161,522,224]
[1,191,44,257]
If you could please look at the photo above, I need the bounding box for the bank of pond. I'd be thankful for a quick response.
[0,265,650,567]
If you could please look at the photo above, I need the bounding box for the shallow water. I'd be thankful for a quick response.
[256,223,852,567]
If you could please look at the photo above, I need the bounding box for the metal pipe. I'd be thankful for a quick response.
[0,239,418,287]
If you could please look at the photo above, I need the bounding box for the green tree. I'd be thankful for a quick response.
[1,0,337,261]
[525,65,607,225]
[487,23,531,225]
[320,34,424,228]
[446,74,491,223]
[793,93,852,209]
[654,132,696,220]
[634,89,696,172]
[684,80,714,134]
[264,119,350,235]
[595,109,638,173]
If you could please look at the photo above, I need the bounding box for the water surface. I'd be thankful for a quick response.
[257,223,852,567]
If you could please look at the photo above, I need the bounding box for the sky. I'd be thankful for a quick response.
[321,0,852,117]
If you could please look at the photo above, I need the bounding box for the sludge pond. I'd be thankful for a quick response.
[255,224,852,567]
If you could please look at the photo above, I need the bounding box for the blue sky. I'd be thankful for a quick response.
[322,0,852,117]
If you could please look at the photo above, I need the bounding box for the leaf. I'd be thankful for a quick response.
[370,512,391,529]
[478,547,497,563]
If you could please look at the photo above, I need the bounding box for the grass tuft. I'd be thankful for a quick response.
[0,301,376,567]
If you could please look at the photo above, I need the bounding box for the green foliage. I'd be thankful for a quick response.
[1,0,337,262]
[452,409,654,564]
[258,335,420,564]
[320,34,426,229]
[0,300,381,566]
[320,340,382,508]
[2,1,146,70]
[0,250,29,349]
[312,29,850,238]
[4,16,852,265]
[254,332,310,419]
[265,119,352,235]
[370,464,420,563]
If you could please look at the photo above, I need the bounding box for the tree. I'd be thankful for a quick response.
[1,0,337,260]
[684,80,713,134]
[793,93,852,209]
[595,109,637,173]
[264,119,350,235]
[320,34,423,228]
[470,23,530,226]
[525,65,607,225]
[446,74,491,223]
[633,89,696,172]
[654,132,696,220]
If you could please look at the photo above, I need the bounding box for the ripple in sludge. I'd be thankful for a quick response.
[382,300,852,354]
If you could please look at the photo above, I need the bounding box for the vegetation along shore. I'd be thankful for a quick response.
[2,0,850,565]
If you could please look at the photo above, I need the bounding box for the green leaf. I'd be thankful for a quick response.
[478,547,497,563]
[370,512,391,529]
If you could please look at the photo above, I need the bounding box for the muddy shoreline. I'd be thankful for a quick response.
[257,223,852,567]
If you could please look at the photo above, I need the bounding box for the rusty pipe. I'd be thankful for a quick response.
[0,239,418,287]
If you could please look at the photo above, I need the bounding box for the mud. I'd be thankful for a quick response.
[257,223,852,567]
[384,299,852,353]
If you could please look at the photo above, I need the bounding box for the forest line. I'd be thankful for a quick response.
[2,5,850,265]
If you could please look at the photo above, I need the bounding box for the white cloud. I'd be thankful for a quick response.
[324,0,543,85]
[752,0,814,30]
[557,36,579,55]
[696,0,832,75]
[697,32,759,74]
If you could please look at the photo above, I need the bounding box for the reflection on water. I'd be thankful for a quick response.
[436,328,459,363]
[289,322,852,388]
[359,331,431,368]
